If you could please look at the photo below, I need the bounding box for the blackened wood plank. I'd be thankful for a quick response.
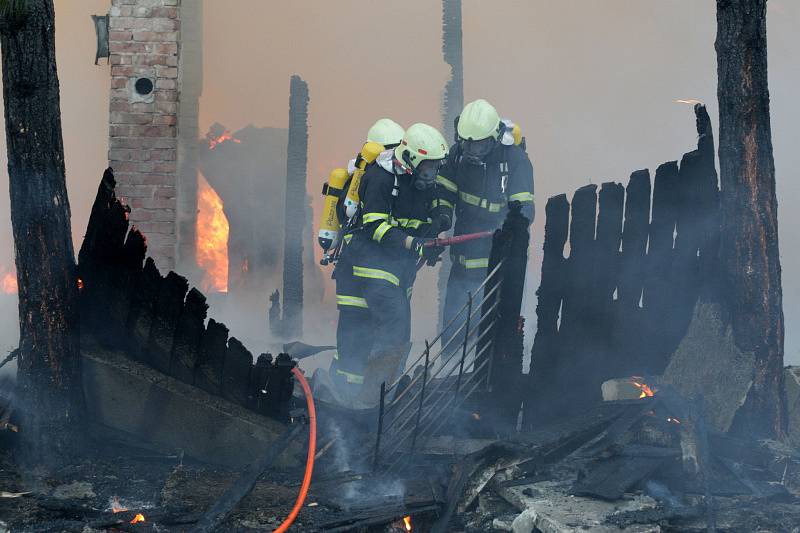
[222,337,253,406]
[125,257,162,362]
[559,184,597,338]
[145,271,189,374]
[618,170,651,311]
[105,228,147,349]
[642,161,680,374]
[196,319,229,395]
[590,182,624,382]
[170,287,208,384]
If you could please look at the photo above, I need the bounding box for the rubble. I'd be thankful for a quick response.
[501,480,660,533]
[661,301,755,433]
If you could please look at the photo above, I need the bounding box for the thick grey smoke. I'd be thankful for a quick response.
[0,1,798,369]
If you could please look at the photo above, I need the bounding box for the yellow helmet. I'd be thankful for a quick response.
[457,99,502,141]
[394,123,448,190]
[367,118,405,148]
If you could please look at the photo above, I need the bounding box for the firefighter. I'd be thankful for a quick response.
[332,123,451,397]
[437,99,534,335]
[330,119,405,390]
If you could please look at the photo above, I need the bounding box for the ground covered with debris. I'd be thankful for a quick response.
[3,385,800,532]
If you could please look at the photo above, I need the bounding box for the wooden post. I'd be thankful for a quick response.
[281,75,309,338]
[717,0,785,438]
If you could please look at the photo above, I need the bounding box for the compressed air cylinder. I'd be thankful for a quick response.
[318,167,349,251]
[344,141,385,219]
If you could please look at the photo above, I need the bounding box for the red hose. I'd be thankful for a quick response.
[274,367,317,532]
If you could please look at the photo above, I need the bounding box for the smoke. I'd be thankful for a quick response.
[0,1,799,366]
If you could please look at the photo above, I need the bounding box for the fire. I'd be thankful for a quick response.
[208,130,241,150]
[1,270,17,294]
[403,516,412,531]
[77,278,84,290]
[196,175,229,293]
[630,377,656,399]
[130,513,145,524]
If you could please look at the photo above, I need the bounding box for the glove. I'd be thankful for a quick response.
[422,243,445,266]
[408,237,444,266]
[436,213,453,234]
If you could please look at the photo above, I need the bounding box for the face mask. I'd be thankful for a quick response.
[413,159,442,190]
[461,137,495,165]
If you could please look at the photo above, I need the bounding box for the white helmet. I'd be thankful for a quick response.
[394,123,448,190]
[367,118,405,148]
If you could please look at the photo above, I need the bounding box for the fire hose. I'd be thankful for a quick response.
[274,366,317,532]
[422,230,494,248]
[416,230,494,270]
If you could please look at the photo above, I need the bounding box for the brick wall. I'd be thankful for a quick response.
[108,0,181,270]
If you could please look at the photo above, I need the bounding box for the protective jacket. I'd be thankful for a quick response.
[332,150,448,385]
[437,142,534,271]
[344,150,449,289]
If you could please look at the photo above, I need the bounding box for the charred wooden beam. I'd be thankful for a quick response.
[281,75,310,338]
[485,204,530,424]
[437,0,464,330]
[527,194,569,425]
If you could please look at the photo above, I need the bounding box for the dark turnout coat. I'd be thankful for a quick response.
[437,142,534,272]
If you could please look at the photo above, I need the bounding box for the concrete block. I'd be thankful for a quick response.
[82,345,299,469]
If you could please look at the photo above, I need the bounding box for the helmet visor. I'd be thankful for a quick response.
[461,137,495,164]
[413,158,443,190]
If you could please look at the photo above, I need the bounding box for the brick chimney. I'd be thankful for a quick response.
[107,0,181,270]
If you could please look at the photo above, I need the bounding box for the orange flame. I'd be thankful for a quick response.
[77,278,84,291]
[130,513,145,524]
[403,516,412,531]
[208,130,241,150]
[630,377,656,399]
[196,175,229,293]
[1,270,17,294]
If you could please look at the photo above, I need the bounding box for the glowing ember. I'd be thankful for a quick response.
[196,175,229,293]
[630,377,656,399]
[208,130,241,150]
[130,513,145,524]
[1,270,17,294]
[403,515,412,531]
[77,278,84,290]
[110,496,128,513]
